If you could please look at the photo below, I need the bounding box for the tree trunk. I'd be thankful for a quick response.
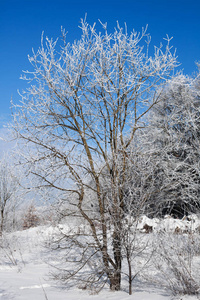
[109,271,121,291]
[0,208,4,236]
[110,229,122,291]
[128,256,132,295]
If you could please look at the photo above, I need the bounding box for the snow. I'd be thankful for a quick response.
[137,214,200,233]
[0,220,200,299]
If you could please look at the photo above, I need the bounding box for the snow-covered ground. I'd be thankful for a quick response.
[0,218,200,300]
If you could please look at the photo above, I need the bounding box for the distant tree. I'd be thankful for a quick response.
[23,204,40,229]
[12,20,177,292]
[0,156,17,235]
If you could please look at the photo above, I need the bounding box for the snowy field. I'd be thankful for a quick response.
[1,216,200,300]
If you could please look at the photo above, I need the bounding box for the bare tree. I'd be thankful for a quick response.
[12,20,177,291]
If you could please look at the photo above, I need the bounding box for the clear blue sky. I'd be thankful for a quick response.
[0,0,200,128]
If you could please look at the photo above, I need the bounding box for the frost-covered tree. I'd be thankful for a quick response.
[12,20,177,291]
[147,74,200,217]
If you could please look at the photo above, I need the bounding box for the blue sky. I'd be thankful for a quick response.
[0,0,200,128]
